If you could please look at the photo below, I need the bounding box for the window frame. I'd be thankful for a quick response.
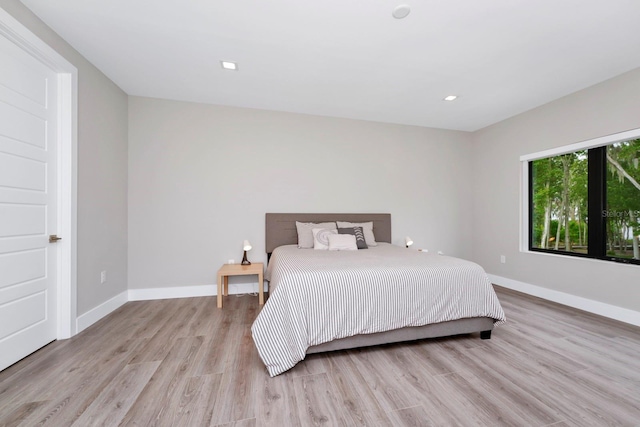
[520,128,640,266]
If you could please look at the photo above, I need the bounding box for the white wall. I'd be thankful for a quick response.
[128,97,473,291]
[0,0,129,315]
[471,67,640,312]
[8,0,638,324]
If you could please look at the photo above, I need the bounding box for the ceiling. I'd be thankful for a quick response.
[19,0,640,132]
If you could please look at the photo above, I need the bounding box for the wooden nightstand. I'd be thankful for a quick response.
[217,262,264,308]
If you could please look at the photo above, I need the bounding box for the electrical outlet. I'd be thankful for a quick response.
[228,259,235,264]
[100,270,107,284]
[500,255,506,264]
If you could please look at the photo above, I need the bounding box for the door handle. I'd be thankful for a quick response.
[49,235,62,243]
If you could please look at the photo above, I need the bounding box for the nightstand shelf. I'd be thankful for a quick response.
[216,262,264,308]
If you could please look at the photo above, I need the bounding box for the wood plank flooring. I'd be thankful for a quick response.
[1,287,639,426]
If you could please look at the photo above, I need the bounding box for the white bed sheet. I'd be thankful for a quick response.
[251,243,506,376]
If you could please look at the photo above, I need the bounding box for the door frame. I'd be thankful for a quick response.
[0,8,78,339]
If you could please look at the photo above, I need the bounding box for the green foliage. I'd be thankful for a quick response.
[607,139,640,222]
[531,151,587,251]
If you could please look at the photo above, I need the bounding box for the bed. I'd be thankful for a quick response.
[251,213,506,377]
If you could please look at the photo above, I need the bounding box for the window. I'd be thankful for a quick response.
[530,150,589,254]
[527,137,640,265]
[605,141,640,260]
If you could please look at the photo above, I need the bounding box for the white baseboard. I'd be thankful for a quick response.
[76,290,128,333]
[127,282,263,301]
[489,274,640,327]
[75,282,266,333]
[128,284,216,301]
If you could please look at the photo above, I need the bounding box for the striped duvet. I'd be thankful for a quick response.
[251,243,506,377]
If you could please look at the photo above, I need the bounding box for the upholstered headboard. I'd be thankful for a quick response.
[265,213,391,254]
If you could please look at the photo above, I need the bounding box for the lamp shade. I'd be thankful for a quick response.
[243,240,252,251]
[405,236,414,247]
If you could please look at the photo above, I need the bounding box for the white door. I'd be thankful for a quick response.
[0,32,59,371]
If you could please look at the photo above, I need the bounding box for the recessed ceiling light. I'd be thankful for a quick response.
[443,95,458,101]
[392,4,411,19]
[221,61,238,71]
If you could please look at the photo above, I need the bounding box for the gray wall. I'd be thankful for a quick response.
[1,1,129,315]
[128,97,473,290]
[471,67,640,312]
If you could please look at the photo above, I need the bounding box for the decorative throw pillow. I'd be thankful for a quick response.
[328,234,358,251]
[296,221,337,248]
[337,227,368,249]
[336,221,377,246]
[312,228,338,250]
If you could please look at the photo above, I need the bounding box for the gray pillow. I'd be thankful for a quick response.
[336,221,377,246]
[338,227,368,249]
[296,221,337,248]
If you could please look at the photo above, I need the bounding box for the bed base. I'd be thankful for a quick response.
[306,317,494,354]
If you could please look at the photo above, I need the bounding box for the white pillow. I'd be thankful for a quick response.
[328,234,358,251]
[296,221,337,248]
[312,228,338,250]
[336,221,377,246]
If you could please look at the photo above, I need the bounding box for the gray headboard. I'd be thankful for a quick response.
[265,213,391,254]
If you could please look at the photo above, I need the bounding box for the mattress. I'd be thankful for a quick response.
[251,243,506,376]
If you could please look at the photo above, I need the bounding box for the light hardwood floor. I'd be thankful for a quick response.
[1,286,639,426]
